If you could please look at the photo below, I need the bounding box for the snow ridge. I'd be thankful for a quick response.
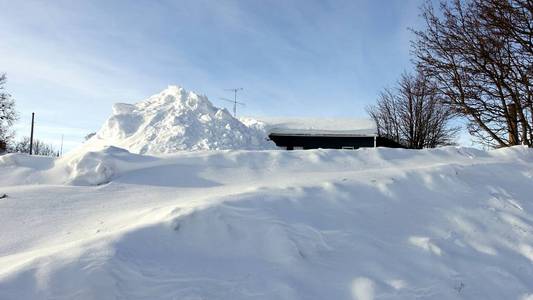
[1,147,533,299]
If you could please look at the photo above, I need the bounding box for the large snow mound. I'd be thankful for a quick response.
[85,86,273,154]
[1,147,533,299]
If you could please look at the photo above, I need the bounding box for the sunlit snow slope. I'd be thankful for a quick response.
[1,147,533,299]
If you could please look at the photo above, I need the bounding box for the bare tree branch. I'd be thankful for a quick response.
[412,0,533,147]
[0,73,18,149]
[367,70,459,149]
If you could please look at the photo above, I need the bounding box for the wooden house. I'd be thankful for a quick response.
[258,117,403,150]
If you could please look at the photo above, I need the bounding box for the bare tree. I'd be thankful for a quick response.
[0,73,17,149]
[367,71,459,149]
[412,0,533,147]
[11,137,58,157]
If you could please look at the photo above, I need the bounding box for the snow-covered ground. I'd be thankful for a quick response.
[1,146,533,299]
[2,85,533,299]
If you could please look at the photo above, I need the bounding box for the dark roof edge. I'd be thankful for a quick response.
[268,133,376,138]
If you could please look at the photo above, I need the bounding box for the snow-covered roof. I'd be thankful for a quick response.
[252,117,377,136]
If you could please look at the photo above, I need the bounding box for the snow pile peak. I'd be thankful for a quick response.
[90,86,272,154]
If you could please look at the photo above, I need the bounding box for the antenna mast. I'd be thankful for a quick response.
[223,88,244,117]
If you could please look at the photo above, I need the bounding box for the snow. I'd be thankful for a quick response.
[82,86,274,154]
[1,146,533,299]
[241,116,377,136]
[77,84,378,155]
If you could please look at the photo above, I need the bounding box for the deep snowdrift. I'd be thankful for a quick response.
[84,86,273,154]
[1,147,533,299]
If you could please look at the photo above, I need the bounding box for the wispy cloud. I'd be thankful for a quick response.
[0,0,429,152]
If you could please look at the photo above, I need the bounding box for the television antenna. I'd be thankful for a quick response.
[221,88,245,118]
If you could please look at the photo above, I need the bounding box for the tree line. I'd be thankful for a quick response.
[367,0,532,148]
[0,73,59,156]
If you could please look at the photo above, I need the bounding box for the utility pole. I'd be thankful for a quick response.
[60,134,64,157]
[221,88,245,118]
[29,112,35,155]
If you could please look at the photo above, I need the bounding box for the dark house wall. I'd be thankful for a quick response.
[268,134,403,150]
[375,137,404,148]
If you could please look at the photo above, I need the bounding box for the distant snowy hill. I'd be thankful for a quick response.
[84,86,274,154]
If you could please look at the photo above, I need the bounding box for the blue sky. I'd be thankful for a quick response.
[0,0,431,152]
